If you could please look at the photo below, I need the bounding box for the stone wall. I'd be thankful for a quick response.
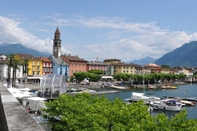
[0,83,45,131]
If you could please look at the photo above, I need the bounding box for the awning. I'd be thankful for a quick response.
[101,76,114,79]
[27,77,42,79]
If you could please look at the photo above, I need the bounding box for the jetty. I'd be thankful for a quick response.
[66,90,118,95]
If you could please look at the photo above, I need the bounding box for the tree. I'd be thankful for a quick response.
[88,69,104,75]
[161,65,170,68]
[21,59,29,85]
[42,93,197,131]
[12,59,20,88]
[73,72,102,83]
[6,54,15,88]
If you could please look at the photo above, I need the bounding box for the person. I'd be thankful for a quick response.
[22,100,27,108]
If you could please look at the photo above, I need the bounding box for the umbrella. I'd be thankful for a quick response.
[13,93,32,98]
[27,97,47,101]
[18,88,31,91]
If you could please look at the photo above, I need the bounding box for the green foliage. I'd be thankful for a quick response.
[88,69,104,74]
[161,64,170,68]
[73,72,102,82]
[42,93,197,131]
[113,73,186,84]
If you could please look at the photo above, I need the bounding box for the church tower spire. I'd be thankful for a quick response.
[53,26,61,58]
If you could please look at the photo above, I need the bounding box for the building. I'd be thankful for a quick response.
[53,27,61,58]
[0,54,7,81]
[40,57,53,75]
[49,27,69,80]
[0,54,7,60]
[62,54,88,77]
[15,54,43,83]
[87,60,107,73]
[114,62,142,75]
[103,58,121,75]
[143,63,161,74]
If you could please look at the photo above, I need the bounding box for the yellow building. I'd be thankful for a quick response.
[15,54,43,83]
[103,58,121,65]
[114,62,142,75]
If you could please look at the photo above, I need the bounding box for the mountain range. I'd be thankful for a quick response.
[128,57,157,65]
[1,41,197,67]
[0,43,51,57]
[155,41,197,68]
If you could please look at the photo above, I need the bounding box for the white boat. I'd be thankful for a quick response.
[126,92,161,104]
[150,99,182,112]
[66,88,96,94]
[110,85,130,90]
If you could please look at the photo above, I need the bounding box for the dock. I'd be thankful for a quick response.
[66,90,119,95]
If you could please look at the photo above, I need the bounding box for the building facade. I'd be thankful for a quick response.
[103,59,121,75]
[40,57,53,75]
[62,54,87,77]
[15,54,43,83]
[114,62,142,75]
[87,60,107,73]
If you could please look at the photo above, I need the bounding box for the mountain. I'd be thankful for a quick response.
[128,57,157,65]
[155,41,197,67]
[0,43,51,57]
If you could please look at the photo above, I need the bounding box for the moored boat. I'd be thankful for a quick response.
[126,92,161,104]
[149,99,182,112]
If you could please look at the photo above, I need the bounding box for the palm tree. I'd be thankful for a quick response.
[12,59,20,88]
[6,54,14,88]
[22,59,29,86]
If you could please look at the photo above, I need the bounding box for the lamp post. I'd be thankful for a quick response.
[60,65,62,74]
[60,59,63,74]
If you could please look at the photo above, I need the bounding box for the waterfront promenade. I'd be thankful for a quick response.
[0,82,45,131]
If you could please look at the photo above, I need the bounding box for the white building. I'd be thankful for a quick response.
[0,59,23,83]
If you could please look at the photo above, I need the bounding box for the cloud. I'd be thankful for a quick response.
[48,15,161,33]
[0,16,52,53]
[1,15,197,63]
[62,30,197,62]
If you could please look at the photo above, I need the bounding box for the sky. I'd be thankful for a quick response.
[1,1,197,62]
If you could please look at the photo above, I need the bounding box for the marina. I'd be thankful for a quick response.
[104,83,197,119]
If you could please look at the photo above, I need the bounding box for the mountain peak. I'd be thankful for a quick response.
[155,41,197,67]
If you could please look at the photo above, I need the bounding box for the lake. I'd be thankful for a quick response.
[104,83,197,119]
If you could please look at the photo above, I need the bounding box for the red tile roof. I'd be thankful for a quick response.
[40,57,52,63]
[62,54,88,62]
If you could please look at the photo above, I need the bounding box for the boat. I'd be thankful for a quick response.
[149,99,182,112]
[66,88,97,94]
[126,92,161,104]
[161,85,166,89]
[148,85,157,89]
[170,85,177,89]
[182,97,197,103]
[110,85,130,90]
[180,100,196,106]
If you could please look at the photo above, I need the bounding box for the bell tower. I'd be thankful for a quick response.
[53,27,61,58]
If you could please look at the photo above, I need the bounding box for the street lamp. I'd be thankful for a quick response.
[60,59,63,74]
[60,65,62,74]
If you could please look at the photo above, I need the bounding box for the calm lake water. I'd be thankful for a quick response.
[104,83,197,119]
